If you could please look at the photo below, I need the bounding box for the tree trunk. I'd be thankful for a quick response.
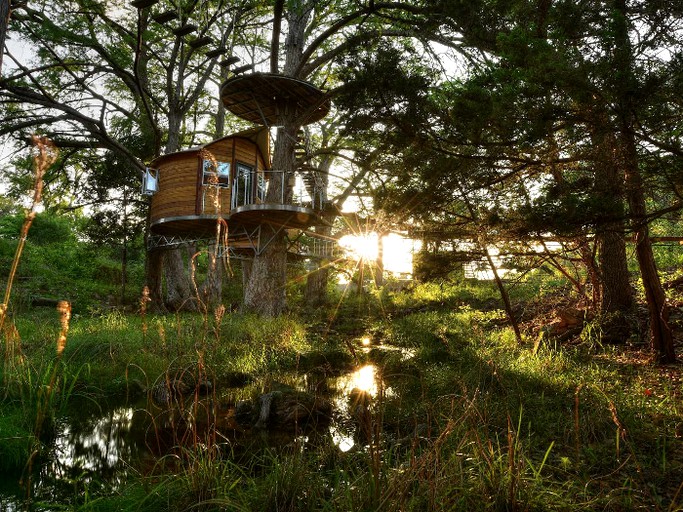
[305,262,329,307]
[243,1,312,315]
[244,115,297,315]
[244,235,288,316]
[374,233,384,287]
[483,243,523,345]
[612,0,675,362]
[590,109,634,338]
[164,247,198,311]
[145,249,166,313]
[197,245,223,310]
[0,0,10,74]
[578,241,601,310]
[618,79,674,361]
[624,163,675,362]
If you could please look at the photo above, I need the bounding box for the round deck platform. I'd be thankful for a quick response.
[220,73,330,126]
[150,205,325,236]
[230,204,324,230]
[150,215,228,236]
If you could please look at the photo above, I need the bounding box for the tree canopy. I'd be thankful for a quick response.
[2,0,683,361]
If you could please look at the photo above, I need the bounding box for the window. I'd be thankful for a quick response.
[203,159,230,187]
[232,162,254,208]
[141,168,158,195]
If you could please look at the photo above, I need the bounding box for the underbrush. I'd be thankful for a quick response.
[1,278,682,511]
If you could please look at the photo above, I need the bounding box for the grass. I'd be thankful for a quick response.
[0,276,682,510]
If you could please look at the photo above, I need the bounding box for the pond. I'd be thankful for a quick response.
[0,349,411,509]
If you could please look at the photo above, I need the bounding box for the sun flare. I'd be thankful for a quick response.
[339,233,378,261]
[338,232,416,277]
[335,364,378,397]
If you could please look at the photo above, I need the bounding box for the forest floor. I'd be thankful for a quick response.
[0,280,682,511]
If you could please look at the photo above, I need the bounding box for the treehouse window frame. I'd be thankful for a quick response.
[141,167,159,195]
[202,159,231,187]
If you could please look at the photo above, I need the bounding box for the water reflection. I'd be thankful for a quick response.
[335,364,378,397]
[54,407,134,471]
[0,360,388,505]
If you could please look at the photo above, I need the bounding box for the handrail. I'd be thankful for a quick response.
[288,236,342,258]
[230,169,325,210]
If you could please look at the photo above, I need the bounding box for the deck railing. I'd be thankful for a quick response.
[289,236,342,259]
[230,169,325,210]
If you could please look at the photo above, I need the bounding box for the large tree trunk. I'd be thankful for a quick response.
[590,109,634,340]
[612,0,675,362]
[305,261,330,307]
[196,245,223,310]
[244,115,298,315]
[145,250,165,311]
[243,2,312,315]
[164,246,198,311]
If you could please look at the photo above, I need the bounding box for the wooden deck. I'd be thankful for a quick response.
[219,73,330,125]
[229,203,325,230]
[150,203,326,236]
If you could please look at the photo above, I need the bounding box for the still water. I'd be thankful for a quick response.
[0,360,393,508]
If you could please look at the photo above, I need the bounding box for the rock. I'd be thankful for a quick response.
[150,378,190,406]
[254,391,281,429]
[149,376,212,406]
[234,400,256,426]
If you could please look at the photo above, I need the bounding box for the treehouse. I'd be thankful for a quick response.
[144,127,330,256]
[143,72,336,257]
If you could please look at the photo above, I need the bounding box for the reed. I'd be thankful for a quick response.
[1,136,57,354]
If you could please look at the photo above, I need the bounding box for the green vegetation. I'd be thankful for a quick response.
[1,2,683,510]
[1,274,681,510]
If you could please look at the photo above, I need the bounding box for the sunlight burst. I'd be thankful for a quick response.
[339,233,378,261]
[336,364,379,397]
[338,232,415,276]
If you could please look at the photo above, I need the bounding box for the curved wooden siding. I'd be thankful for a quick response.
[150,154,199,223]
[149,136,267,234]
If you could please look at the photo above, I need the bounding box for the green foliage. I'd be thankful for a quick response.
[0,407,34,472]
[0,212,145,311]
[0,212,75,245]
[1,276,681,510]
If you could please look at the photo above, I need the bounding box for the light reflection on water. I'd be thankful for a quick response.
[0,358,388,505]
[54,407,135,471]
[335,364,378,397]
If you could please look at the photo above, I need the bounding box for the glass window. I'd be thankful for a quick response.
[141,168,158,195]
[203,159,230,187]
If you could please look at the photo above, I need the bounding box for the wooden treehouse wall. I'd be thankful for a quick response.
[150,136,266,228]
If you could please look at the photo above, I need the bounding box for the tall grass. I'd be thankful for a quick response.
[0,138,81,504]
[2,249,682,510]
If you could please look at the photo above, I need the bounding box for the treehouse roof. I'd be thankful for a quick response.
[148,126,270,168]
[219,73,330,126]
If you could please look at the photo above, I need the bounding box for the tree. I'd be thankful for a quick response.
[240,0,459,315]
[0,0,10,74]
[336,0,683,361]
[1,0,259,310]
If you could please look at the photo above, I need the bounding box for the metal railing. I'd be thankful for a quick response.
[230,169,326,211]
[288,236,341,259]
